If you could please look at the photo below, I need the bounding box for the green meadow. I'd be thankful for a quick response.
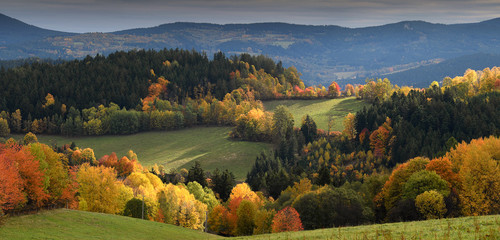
[16,127,271,180]
[1,209,498,240]
[263,97,370,131]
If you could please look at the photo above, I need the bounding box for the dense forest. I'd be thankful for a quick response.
[0,49,295,118]
[1,49,499,237]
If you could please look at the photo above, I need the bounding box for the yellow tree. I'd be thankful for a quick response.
[446,137,500,215]
[229,183,262,207]
[124,171,162,219]
[342,113,357,140]
[157,184,207,230]
[77,163,133,214]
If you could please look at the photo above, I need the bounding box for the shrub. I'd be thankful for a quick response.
[416,190,446,219]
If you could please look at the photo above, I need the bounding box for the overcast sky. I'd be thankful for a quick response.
[1,0,500,33]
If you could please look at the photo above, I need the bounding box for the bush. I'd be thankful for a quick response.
[123,198,148,219]
[387,198,421,222]
[415,190,446,219]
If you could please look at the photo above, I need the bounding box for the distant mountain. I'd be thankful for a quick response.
[380,53,500,88]
[0,13,72,44]
[1,12,500,86]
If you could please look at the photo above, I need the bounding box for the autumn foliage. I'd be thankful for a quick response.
[0,142,75,213]
[271,206,303,233]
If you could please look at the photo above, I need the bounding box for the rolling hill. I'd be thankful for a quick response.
[1,12,500,87]
[0,209,498,240]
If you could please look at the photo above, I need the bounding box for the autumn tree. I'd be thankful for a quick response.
[229,183,261,206]
[342,113,357,140]
[208,204,231,235]
[425,157,460,188]
[253,209,275,234]
[0,146,26,211]
[14,146,49,208]
[236,200,256,236]
[377,157,430,211]
[344,84,355,97]
[415,190,446,219]
[401,170,450,200]
[77,163,133,214]
[0,118,9,137]
[369,117,392,158]
[328,81,341,97]
[271,206,303,233]
[157,183,207,230]
[124,171,162,219]
[23,132,38,145]
[27,143,70,205]
[446,136,500,215]
[186,181,219,212]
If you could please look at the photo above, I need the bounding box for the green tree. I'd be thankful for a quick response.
[212,169,235,201]
[187,161,207,187]
[186,181,219,212]
[123,198,148,219]
[272,105,296,162]
[402,170,450,200]
[300,115,317,144]
[236,200,256,236]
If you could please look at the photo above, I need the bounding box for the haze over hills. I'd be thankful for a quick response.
[1,12,500,86]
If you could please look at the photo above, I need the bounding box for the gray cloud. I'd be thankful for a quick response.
[1,0,499,32]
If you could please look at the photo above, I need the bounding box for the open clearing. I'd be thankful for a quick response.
[1,209,498,240]
[263,97,370,131]
[20,127,271,180]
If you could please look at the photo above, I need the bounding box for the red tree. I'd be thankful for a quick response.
[271,206,303,233]
[16,146,49,208]
[0,145,26,211]
[328,81,341,97]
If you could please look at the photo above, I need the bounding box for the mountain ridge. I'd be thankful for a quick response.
[1,12,500,86]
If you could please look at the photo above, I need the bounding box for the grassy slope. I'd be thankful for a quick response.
[1,210,498,240]
[19,127,270,180]
[0,209,221,240]
[263,97,370,131]
[239,215,500,240]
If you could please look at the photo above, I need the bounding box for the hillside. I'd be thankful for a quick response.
[0,209,221,240]
[1,209,497,240]
[381,53,500,88]
[15,127,271,180]
[1,13,500,86]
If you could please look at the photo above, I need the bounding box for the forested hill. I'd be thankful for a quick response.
[2,12,500,86]
[0,49,299,119]
[383,53,500,88]
[0,13,73,45]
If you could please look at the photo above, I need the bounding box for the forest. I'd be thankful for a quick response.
[1,49,499,237]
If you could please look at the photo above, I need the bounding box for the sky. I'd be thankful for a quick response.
[1,0,500,33]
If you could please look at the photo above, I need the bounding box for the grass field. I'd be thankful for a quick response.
[16,127,271,180]
[1,209,498,240]
[0,209,221,240]
[263,97,370,131]
[239,215,500,240]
